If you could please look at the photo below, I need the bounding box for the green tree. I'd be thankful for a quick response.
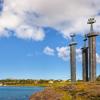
[96,75,100,81]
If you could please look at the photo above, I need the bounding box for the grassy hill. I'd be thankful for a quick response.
[30,82,100,100]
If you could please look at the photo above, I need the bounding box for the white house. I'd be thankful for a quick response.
[0,83,3,86]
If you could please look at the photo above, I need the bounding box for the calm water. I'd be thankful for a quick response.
[0,86,44,100]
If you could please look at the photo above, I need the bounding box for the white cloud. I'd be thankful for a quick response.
[0,0,45,41]
[44,45,100,64]
[76,48,82,62]
[0,9,21,37]
[0,30,10,37]
[15,25,45,41]
[0,0,100,39]
[56,46,70,61]
[96,53,100,63]
[56,46,82,61]
[0,12,21,29]
[43,46,55,56]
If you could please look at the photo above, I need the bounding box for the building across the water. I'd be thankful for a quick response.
[0,82,3,86]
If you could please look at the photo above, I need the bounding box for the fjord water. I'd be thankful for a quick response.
[0,86,44,100]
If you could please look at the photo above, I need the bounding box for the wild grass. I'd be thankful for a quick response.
[50,82,100,100]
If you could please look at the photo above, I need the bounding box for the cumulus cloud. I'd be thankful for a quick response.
[0,0,45,41]
[56,46,82,61]
[0,0,100,39]
[15,25,45,41]
[96,53,100,63]
[43,46,55,56]
[57,48,100,63]
[56,46,70,61]
[76,48,82,62]
[44,45,100,64]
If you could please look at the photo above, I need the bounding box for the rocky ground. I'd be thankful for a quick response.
[30,87,64,100]
[30,83,100,100]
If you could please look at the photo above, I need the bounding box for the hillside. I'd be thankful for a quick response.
[30,82,100,100]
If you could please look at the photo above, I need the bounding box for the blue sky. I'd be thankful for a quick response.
[0,0,100,80]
